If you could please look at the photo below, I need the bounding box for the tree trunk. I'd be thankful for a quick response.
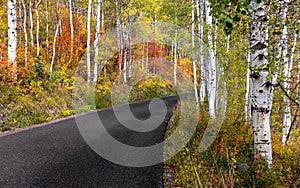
[115,0,122,75]
[272,1,287,86]
[87,0,92,83]
[21,0,28,67]
[8,0,18,76]
[197,0,206,104]
[93,0,101,84]
[245,46,251,121]
[69,0,74,56]
[283,26,297,144]
[50,1,60,75]
[192,0,199,107]
[250,0,272,166]
[123,22,127,83]
[280,0,291,144]
[35,0,42,58]
[174,32,177,85]
[205,0,216,117]
[29,0,34,48]
[46,0,49,63]
[50,20,60,75]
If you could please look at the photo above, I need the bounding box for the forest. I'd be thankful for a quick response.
[1,0,300,186]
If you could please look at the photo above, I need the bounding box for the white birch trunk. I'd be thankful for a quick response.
[46,0,49,62]
[123,22,127,83]
[93,0,101,84]
[250,0,272,166]
[282,25,297,144]
[197,0,206,104]
[205,0,216,117]
[50,20,60,75]
[101,0,105,29]
[69,0,74,56]
[128,12,133,79]
[35,0,41,58]
[279,0,291,144]
[21,0,28,67]
[29,0,34,48]
[192,0,199,107]
[245,46,251,121]
[8,0,18,75]
[174,35,177,85]
[87,0,92,83]
[115,0,122,75]
[226,35,230,53]
[272,1,288,86]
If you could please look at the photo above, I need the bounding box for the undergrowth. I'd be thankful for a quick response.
[165,106,300,187]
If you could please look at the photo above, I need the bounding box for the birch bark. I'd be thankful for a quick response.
[69,0,74,56]
[282,26,298,144]
[250,0,272,166]
[21,0,28,67]
[8,0,18,75]
[192,0,199,108]
[46,0,49,62]
[87,0,92,83]
[196,0,206,104]
[29,0,34,48]
[93,0,102,84]
[205,0,216,117]
[35,0,41,57]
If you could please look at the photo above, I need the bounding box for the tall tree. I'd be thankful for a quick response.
[87,0,92,83]
[205,0,216,117]
[8,0,18,76]
[21,0,28,67]
[280,0,291,144]
[35,0,42,58]
[69,0,74,56]
[93,0,102,84]
[45,0,49,62]
[249,0,272,166]
[192,0,199,107]
[115,0,122,75]
[196,0,206,104]
[29,0,34,48]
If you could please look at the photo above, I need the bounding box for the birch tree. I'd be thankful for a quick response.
[69,0,74,56]
[205,0,216,117]
[192,0,199,107]
[115,0,122,75]
[87,0,92,83]
[282,19,299,144]
[93,0,102,84]
[50,2,60,75]
[46,0,49,62]
[29,0,34,48]
[35,0,42,57]
[245,47,251,120]
[8,0,18,76]
[21,0,28,67]
[196,0,206,104]
[280,0,292,144]
[249,0,272,166]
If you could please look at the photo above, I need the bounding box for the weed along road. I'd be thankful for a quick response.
[0,96,180,187]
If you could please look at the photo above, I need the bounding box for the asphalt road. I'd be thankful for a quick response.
[0,96,180,187]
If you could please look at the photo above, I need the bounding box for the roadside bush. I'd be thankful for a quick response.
[129,75,176,102]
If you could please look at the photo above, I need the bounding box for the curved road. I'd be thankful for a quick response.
[0,96,180,187]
